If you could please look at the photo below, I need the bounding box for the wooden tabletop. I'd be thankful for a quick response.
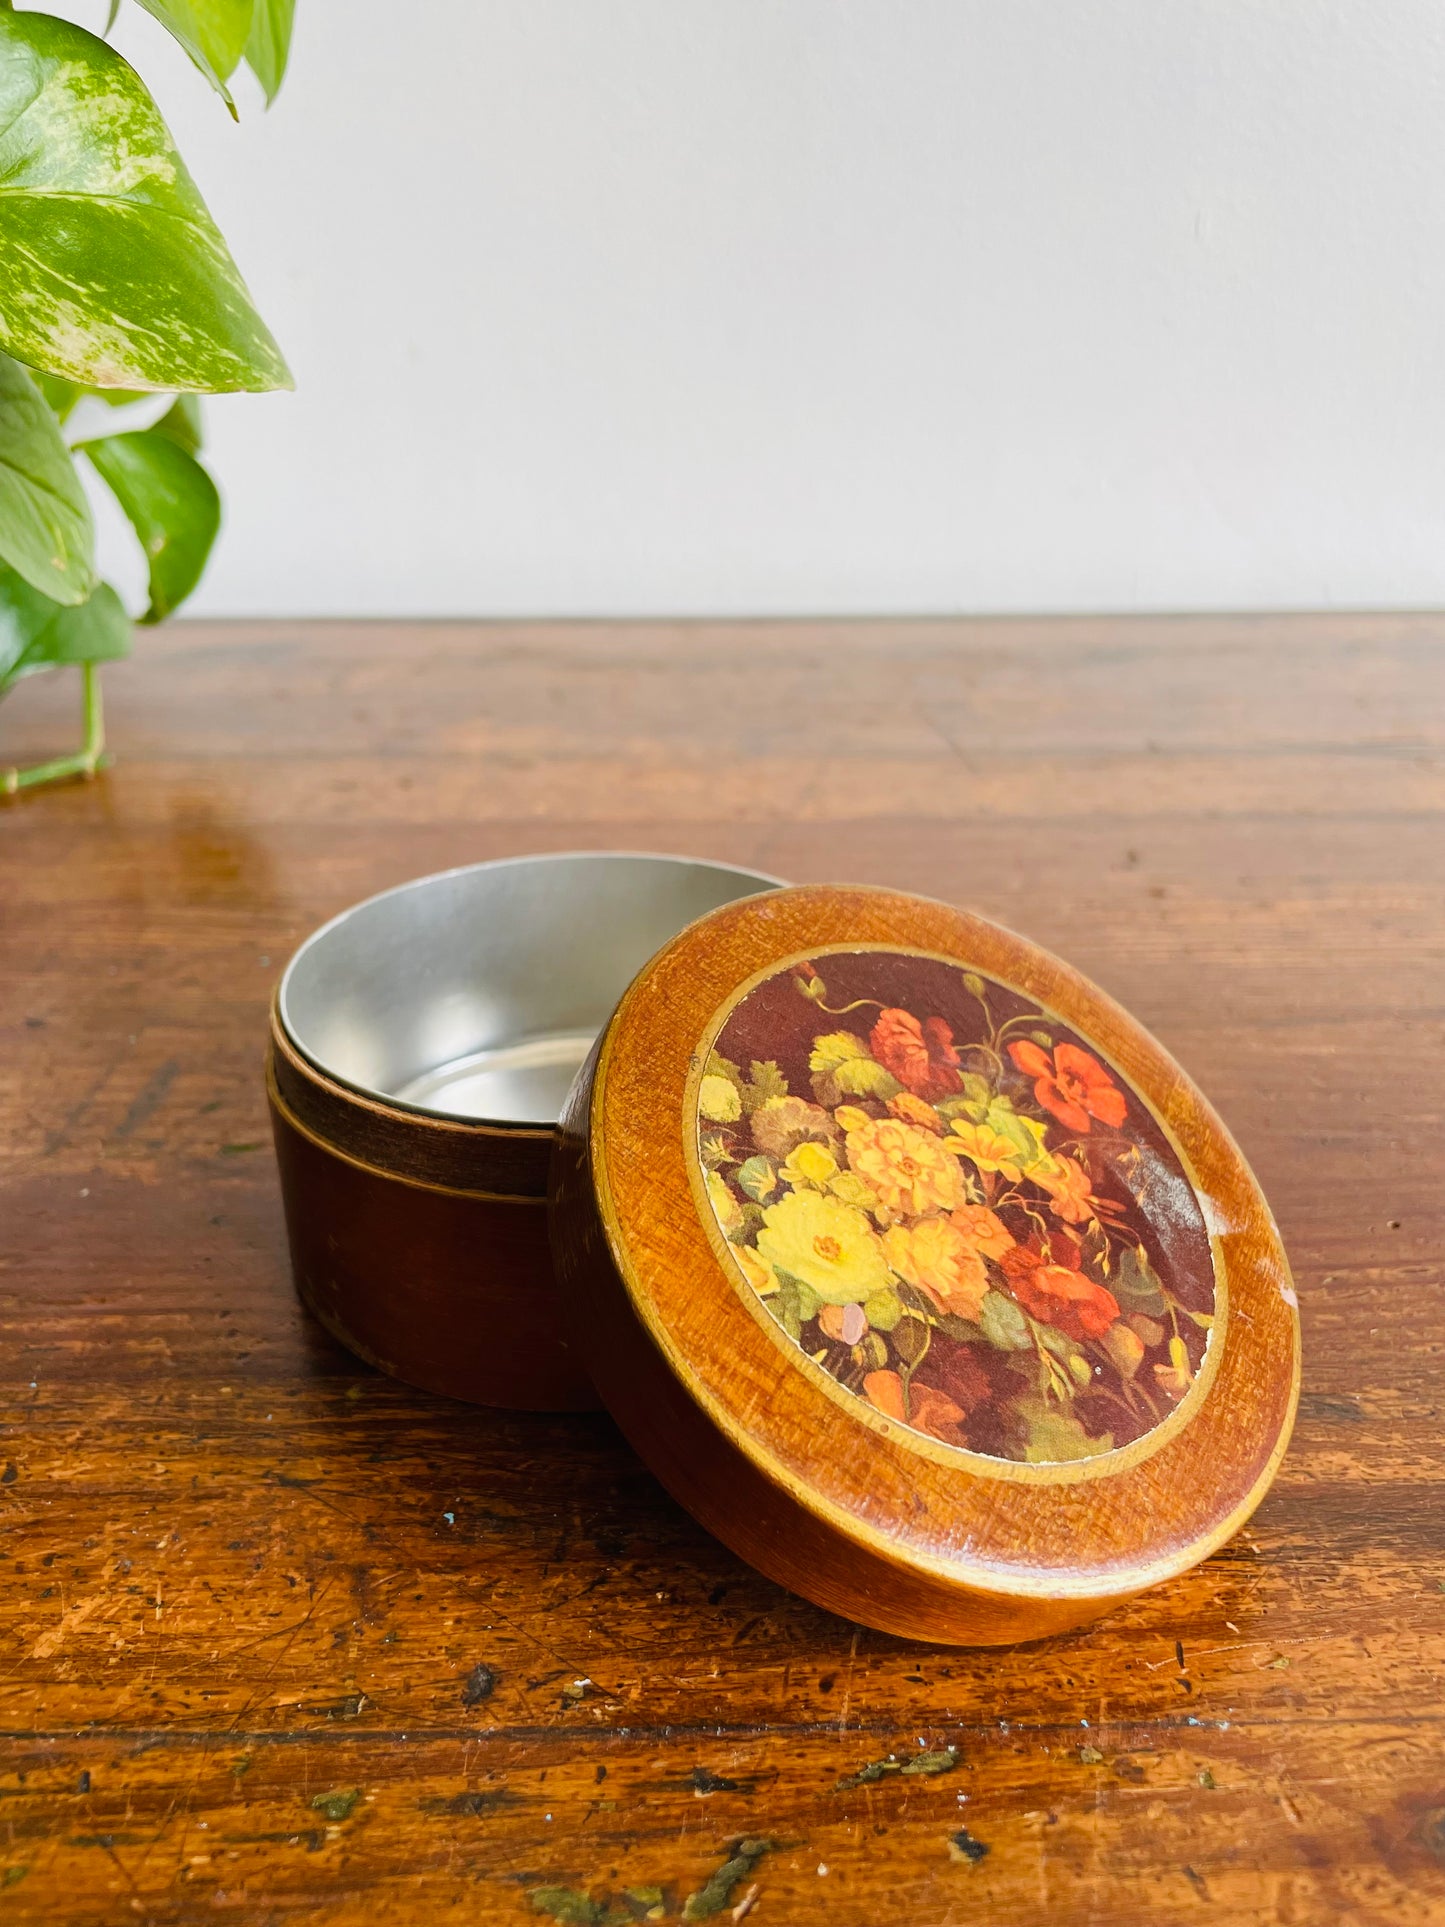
[2,616,1442,1926]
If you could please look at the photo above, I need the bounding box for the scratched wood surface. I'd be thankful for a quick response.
[1,616,1442,1926]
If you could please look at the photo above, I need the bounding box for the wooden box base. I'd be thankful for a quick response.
[268,1065,597,1410]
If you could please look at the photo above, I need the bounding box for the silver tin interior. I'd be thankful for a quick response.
[277,852,782,1126]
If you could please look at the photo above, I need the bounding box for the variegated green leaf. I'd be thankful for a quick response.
[0,353,94,604]
[81,424,220,623]
[33,370,154,422]
[0,11,291,393]
[134,0,252,108]
[0,562,129,697]
[245,0,294,105]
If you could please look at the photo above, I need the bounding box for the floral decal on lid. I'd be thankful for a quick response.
[695,950,1216,1464]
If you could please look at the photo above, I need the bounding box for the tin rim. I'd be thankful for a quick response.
[277,850,785,1127]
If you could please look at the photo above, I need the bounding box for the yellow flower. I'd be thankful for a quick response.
[699,1074,742,1123]
[883,1218,989,1322]
[704,1169,744,1238]
[945,1119,1024,1182]
[834,1105,874,1134]
[732,1241,778,1297]
[781,1141,839,1189]
[845,1117,964,1218]
[755,1189,891,1305]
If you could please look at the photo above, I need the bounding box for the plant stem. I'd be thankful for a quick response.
[1,663,110,796]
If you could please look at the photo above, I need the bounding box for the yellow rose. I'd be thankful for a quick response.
[781,1141,839,1189]
[845,1117,964,1218]
[699,1074,742,1123]
[755,1188,891,1305]
[883,1218,989,1322]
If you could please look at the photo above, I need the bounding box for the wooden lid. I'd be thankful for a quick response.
[549,885,1300,1646]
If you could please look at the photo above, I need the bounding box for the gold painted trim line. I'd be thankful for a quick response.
[684,940,1228,1488]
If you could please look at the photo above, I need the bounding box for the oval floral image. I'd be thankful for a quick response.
[695,950,1217,1464]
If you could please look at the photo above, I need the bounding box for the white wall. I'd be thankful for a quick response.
[56,1,1445,615]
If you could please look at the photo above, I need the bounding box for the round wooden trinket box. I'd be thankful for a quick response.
[551,884,1300,1646]
[268,852,781,1409]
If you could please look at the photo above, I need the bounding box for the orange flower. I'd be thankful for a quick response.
[819,1301,869,1345]
[846,1116,963,1218]
[949,1203,1015,1261]
[863,1368,906,1420]
[1001,1243,1119,1341]
[1031,1155,1098,1225]
[887,1091,946,1134]
[1008,1040,1126,1134]
[908,1382,969,1447]
[870,1008,963,1103]
[884,1218,988,1322]
[862,1371,969,1447]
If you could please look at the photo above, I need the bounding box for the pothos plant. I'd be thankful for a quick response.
[0,0,294,794]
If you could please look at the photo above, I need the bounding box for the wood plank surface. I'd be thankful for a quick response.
[1,615,1442,1925]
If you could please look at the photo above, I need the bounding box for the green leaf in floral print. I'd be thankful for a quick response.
[705,1050,744,1092]
[862,1286,903,1332]
[736,1155,778,1203]
[0,12,291,393]
[0,562,129,697]
[134,0,252,106]
[245,0,296,105]
[773,1272,820,1342]
[1014,1394,1114,1464]
[1112,1244,1167,1316]
[699,1133,731,1170]
[937,1075,999,1125]
[828,1169,880,1212]
[809,1034,900,1106]
[80,422,220,622]
[983,1101,1053,1172]
[741,1059,788,1111]
[809,1032,872,1075]
[0,353,94,602]
[978,1290,1032,1352]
